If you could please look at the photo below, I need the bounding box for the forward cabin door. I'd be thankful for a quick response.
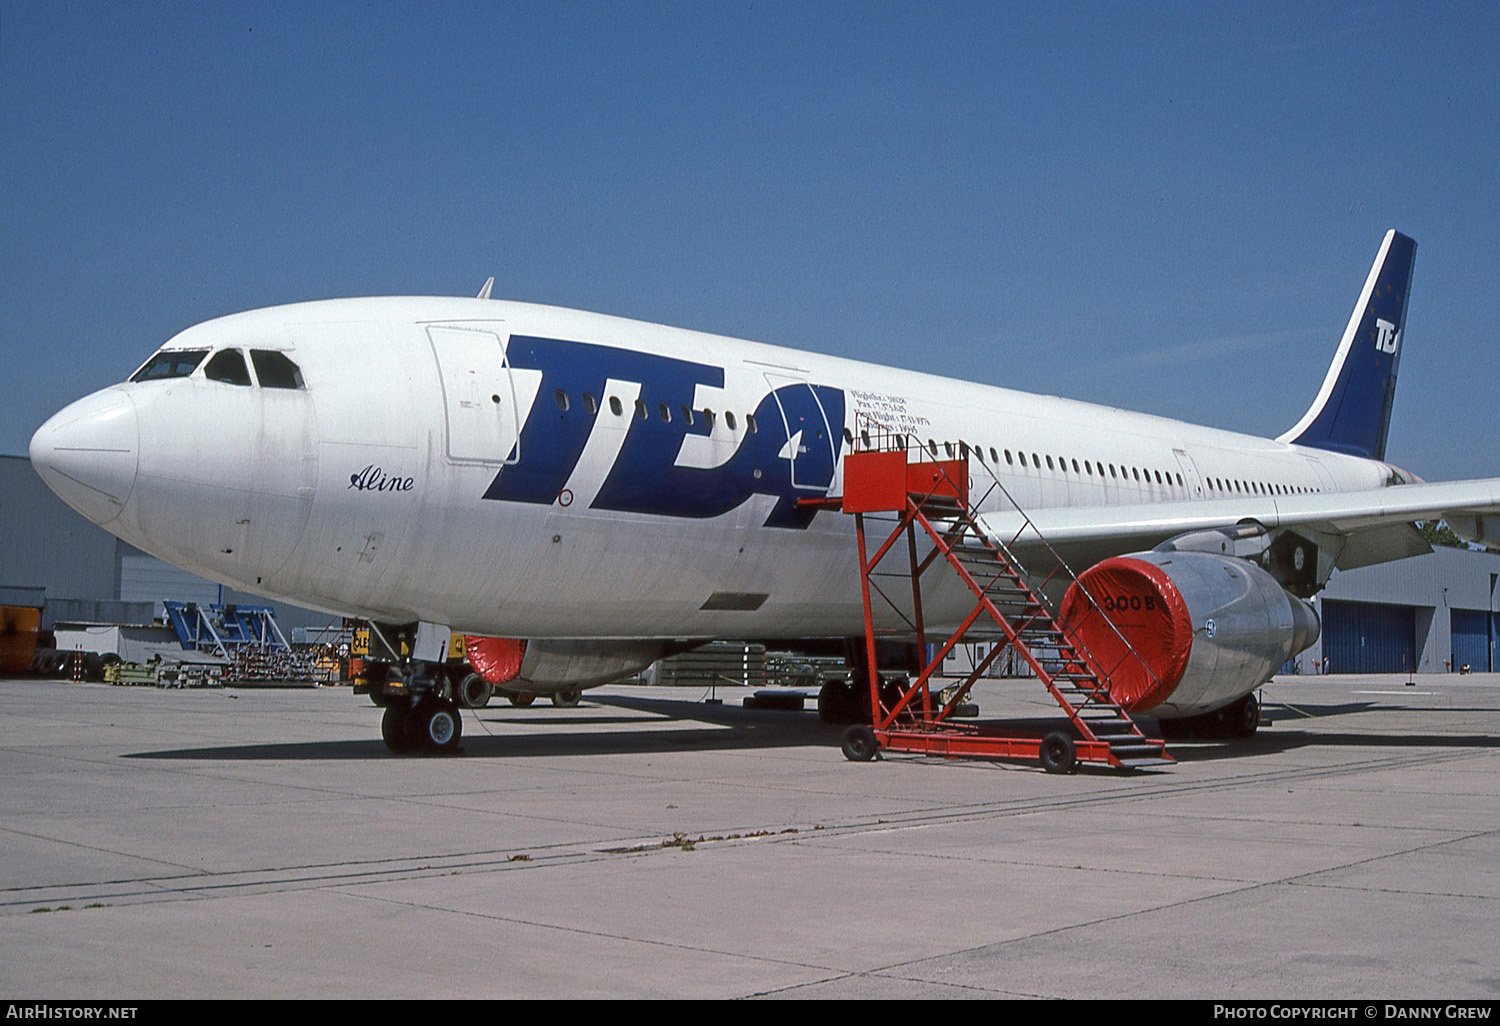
[427,325,524,465]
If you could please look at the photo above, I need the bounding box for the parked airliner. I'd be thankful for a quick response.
[29,230,1500,753]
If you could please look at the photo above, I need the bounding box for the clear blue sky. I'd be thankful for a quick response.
[4,1,1497,481]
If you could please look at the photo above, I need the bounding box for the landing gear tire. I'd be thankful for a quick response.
[406,697,463,753]
[1226,693,1260,738]
[1039,732,1077,774]
[841,724,879,762]
[381,701,415,754]
[506,690,536,707]
[551,687,581,708]
[457,673,493,709]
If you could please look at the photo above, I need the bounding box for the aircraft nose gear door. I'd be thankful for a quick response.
[428,325,539,464]
[764,374,837,491]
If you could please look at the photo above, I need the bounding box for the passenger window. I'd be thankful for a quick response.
[726,411,737,431]
[945,442,955,457]
[659,402,672,422]
[703,409,715,428]
[555,390,569,412]
[608,395,623,416]
[204,349,252,386]
[1004,450,1013,465]
[635,398,648,419]
[747,413,757,434]
[861,429,871,449]
[1072,458,1080,473]
[681,405,694,425]
[583,392,598,414]
[130,349,210,382]
[250,350,303,389]
[1045,455,1054,470]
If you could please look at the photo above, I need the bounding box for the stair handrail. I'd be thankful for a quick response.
[847,411,1168,708]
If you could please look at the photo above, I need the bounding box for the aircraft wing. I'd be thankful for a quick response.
[976,478,1500,574]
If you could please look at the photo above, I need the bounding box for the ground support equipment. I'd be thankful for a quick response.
[814,440,1173,773]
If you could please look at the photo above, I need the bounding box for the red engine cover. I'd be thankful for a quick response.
[465,636,527,684]
[1058,556,1194,712]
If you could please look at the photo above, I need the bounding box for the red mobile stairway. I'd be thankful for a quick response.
[806,436,1174,774]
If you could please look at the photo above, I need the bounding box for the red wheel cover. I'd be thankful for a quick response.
[465,636,527,684]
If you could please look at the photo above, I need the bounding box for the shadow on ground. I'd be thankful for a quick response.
[119,692,1500,766]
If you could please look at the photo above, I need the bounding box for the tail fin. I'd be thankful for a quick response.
[1278,229,1417,460]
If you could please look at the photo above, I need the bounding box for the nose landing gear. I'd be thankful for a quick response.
[380,692,464,754]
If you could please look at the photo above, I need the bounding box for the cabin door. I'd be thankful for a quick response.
[428,325,529,464]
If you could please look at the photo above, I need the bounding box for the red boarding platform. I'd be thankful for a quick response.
[813,436,1173,774]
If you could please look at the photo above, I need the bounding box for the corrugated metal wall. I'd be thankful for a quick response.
[1451,609,1495,672]
[117,552,221,612]
[1322,600,1416,674]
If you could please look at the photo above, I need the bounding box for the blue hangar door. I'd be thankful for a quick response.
[1321,600,1416,674]
[1451,609,1495,673]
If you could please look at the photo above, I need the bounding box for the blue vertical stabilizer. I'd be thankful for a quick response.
[1279,230,1416,461]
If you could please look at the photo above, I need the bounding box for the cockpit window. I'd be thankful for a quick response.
[204,348,252,386]
[250,350,304,389]
[130,349,209,382]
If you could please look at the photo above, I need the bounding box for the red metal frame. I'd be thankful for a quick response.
[828,439,1173,772]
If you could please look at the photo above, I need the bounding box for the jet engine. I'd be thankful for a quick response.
[1057,551,1319,719]
[466,637,663,692]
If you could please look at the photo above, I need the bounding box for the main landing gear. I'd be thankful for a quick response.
[1158,693,1262,741]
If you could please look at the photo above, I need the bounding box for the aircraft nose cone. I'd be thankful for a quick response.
[29,389,140,525]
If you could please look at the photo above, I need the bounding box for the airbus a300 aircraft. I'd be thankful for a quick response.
[29,230,1500,753]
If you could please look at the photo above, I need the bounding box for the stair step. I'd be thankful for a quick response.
[1108,743,1166,756]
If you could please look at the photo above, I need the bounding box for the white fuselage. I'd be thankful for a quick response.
[32,297,1398,641]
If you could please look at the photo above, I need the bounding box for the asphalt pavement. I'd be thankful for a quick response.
[2,673,1497,999]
